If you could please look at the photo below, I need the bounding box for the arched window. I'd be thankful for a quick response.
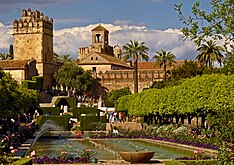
[91,57,93,60]
[96,57,98,60]
[95,34,102,43]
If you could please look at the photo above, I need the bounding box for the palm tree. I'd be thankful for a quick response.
[0,53,13,60]
[196,40,224,68]
[59,54,73,63]
[153,50,176,80]
[122,40,149,93]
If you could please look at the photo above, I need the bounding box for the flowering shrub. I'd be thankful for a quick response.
[193,148,204,160]
[216,142,234,165]
[33,148,97,164]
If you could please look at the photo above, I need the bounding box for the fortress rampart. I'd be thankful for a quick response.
[96,69,164,92]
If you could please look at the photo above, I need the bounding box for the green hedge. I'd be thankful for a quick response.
[80,114,100,131]
[164,160,217,165]
[71,107,79,120]
[54,97,77,108]
[66,97,76,108]
[40,107,60,115]
[22,80,37,89]
[21,76,43,90]
[36,115,71,130]
[32,76,43,90]
[71,107,103,122]
[11,158,32,165]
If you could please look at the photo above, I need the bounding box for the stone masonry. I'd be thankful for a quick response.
[13,8,55,89]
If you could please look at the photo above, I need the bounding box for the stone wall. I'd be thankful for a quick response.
[97,69,164,92]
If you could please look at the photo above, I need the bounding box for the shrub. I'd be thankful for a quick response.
[36,115,71,130]
[80,114,100,131]
[11,158,32,165]
[21,80,37,89]
[32,76,43,90]
[164,160,186,165]
[40,107,60,115]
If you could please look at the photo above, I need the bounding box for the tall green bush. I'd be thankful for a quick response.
[36,115,71,130]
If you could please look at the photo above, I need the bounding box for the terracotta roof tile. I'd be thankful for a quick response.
[0,59,33,69]
[138,60,185,70]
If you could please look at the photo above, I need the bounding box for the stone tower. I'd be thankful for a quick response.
[78,24,113,60]
[13,8,54,89]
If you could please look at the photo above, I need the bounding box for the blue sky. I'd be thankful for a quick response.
[0,0,212,60]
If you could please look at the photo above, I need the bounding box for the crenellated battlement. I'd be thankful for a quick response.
[13,8,53,35]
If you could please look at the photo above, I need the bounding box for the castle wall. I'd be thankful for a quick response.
[97,69,164,93]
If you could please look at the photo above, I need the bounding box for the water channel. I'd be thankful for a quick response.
[32,138,195,160]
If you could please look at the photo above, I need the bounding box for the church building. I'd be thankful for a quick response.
[77,24,164,92]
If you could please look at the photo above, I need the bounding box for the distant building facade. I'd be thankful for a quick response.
[77,25,165,92]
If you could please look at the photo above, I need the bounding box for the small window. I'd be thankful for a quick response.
[91,57,93,60]
[96,57,98,60]
[92,67,96,72]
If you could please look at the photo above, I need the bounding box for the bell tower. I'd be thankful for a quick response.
[91,24,111,54]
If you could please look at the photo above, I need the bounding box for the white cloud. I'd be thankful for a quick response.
[0,23,13,52]
[0,21,197,60]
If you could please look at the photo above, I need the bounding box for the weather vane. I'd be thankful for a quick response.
[99,18,101,25]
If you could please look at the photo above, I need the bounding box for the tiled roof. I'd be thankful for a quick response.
[138,60,185,70]
[91,25,109,32]
[0,59,33,69]
[79,53,133,69]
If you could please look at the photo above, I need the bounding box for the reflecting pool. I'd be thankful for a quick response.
[32,139,195,160]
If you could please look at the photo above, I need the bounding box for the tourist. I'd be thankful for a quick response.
[113,112,117,122]
[119,112,124,123]
[109,111,113,123]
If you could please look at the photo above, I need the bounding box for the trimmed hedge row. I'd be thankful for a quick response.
[11,158,32,165]
[40,107,60,115]
[72,107,102,121]
[22,76,43,90]
[80,114,107,131]
[54,97,76,108]
[164,160,217,165]
[36,115,71,130]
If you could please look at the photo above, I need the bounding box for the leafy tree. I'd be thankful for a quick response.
[59,54,73,63]
[20,88,40,112]
[196,40,224,68]
[174,0,234,48]
[122,40,149,93]
[0,71,39,118]
[172,60,203,79]
[0,53,13,60]
[9,45,13,57]
[107,87,131,106]
[153,50,176,80]
[54,62,103,100]
[223,45,234,69]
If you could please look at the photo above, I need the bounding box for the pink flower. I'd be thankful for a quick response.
[194,150,198,154]
[198,148,204,154]
[11,149,17,153]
